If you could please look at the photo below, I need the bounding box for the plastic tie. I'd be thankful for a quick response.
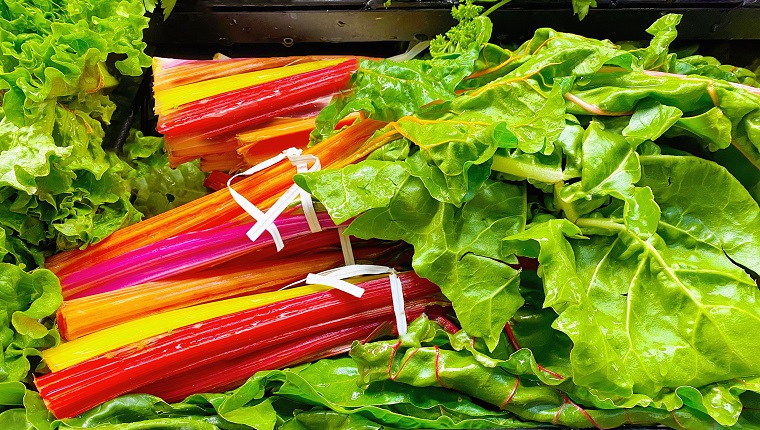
[226,154,288,250]
[337,226,355,266]
[287,152,322,233]
[245,148,322,244]
[389,269,407,335]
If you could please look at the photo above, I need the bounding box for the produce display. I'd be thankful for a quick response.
[1,0,759,429]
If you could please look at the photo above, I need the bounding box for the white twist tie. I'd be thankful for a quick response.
[303,265,408,335]
[227,154,288,250]
[337,226,355,266]
[231,148,323,247]
[305,264,392,298]
[287,151,322,233]
[389,269,407,335]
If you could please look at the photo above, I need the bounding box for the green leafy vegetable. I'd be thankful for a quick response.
[299,10,760,428]
[298,163,525,349]
[122,130,208,219]
[0,0,155,267]
[0,264,61,384]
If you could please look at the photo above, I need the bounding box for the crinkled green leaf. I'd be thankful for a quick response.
[123,130,209,219]
[0,106,69,195]
[673,54,759,86]
[491,148,564,187]
[395,119,514,204]
[0,264,61,383]
[635,14,681,69]
[346,179,526,350]
[0,0,150,126]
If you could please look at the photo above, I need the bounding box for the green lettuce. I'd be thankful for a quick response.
[0,0,209,268]
[122,130,208,219]
[0,264,61,384]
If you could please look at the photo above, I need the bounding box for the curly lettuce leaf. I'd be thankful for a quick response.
[122,130,208,219]
[0,264,61,384]
[0,0,151,126]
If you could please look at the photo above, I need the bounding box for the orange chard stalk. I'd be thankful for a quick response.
[199,152,244,173]
[238,114,359,167]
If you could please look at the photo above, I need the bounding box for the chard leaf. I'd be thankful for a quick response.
[0,106,69,195]
[491,148,564,186]
[508,156,760,421]
[555,118,585,179]
[566,71,760,173]
[622,100,683,146]
[637,155,760,274]
[346,179,526,350]
[298,161,527,348]
[294,160,410,225]
[311,51,481,142]
[558,119,661,236]
[426,81,566,154]
[667,107,733,151]
[503,219,584,312]
[635,14,681,69]
[463,26,632,90]
[393,118,516,204]
[351,315,747,429]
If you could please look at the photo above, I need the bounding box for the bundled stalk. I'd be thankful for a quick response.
[37,272,446,418]
[156,59,358,138]
[45,118,388,279]
[57,241,403,340]
[152,55,354,94]
[59,212,337,299]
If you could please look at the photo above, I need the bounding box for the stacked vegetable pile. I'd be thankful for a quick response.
[2,0,760,428]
